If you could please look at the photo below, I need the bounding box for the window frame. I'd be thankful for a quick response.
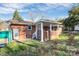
[27,25,32,30]
[52,25,58,31]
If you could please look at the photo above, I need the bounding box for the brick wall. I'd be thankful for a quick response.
[11,24,35,41]
[26,25,35,38]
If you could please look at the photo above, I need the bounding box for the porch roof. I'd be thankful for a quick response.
[35,19,62,26]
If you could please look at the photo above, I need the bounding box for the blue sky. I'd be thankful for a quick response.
[0,3,76,21]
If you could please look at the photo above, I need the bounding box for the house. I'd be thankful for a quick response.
[0,21,12,43]
[0,19,63,42]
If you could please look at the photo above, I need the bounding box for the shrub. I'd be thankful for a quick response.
[54,50,69,56]
[56,44,67,51]
[0,39,79,56]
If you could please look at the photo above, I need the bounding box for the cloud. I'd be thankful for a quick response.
[0,3,74,14]
[0,3,75,21]
[0,3,32,14]
[0,7,14,14]
[1,3,29,9]
[54,4,73,8]
[36,3,74,11]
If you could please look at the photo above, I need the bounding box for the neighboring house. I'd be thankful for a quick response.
[0,19,63,42]
[74,24,79,31]
[0,21,12,43]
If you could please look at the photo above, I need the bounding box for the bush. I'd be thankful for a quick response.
[56,44,67,51]
[0,39,79,56]
[54,50,69,56]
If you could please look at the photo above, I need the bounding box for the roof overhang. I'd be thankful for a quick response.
[35,20,62,26]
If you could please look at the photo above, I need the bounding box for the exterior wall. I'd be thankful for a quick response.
[43,25,62,41]
[11,25,26,41]
[26,25,35,38]
[10,24,35,42]
[43,26,50,41]
[50,26,62,40]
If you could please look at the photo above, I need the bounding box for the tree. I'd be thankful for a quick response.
[64,5,79,30]
[12,10,23,21]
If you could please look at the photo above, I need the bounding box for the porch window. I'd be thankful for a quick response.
[28,25,32,30]
[59,25,62,28]
[52,26,57,31]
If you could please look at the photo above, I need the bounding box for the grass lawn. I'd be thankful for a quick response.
[58,33,69,40]
[58,33,79,41]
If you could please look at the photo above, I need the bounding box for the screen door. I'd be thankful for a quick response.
[13,29,19,40]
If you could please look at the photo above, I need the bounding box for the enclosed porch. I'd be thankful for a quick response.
[35,20,62,42]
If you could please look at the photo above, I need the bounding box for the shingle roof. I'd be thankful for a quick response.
[9,19,34,25]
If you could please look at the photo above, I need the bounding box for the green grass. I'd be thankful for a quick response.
[58,33,69,40]
[58,33,79,40]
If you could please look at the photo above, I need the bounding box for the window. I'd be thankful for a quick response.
[52,26,57,31]
[59,25,62,28]
[28,25,32,30]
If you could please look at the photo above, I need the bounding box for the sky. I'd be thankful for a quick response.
[0,3,77,21]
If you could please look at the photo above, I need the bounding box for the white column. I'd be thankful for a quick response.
[36,24,37,38]
[50,24,52,31]
[41,22,44,42]
[57,25,59,29]
[50,24,52,40]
